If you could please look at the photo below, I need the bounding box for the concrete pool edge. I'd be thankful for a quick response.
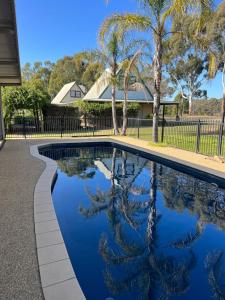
[30,144,86,300]
[30,137,225,300]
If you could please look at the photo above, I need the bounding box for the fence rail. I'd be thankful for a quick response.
[127,118,225,157]
[5,116,115,139]
[5,116,225,157]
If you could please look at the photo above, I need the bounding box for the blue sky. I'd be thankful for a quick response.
[16,0,223,99]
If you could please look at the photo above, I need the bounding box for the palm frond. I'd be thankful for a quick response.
[208,52,218,78]
[171,221,204,249]
[99,13,152,45]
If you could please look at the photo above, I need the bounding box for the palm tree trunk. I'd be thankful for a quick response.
[112,85,119,135]
[152,36,162,143]
[121,84,128,135]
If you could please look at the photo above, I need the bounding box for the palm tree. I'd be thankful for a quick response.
[94,31,125,135]
[203,2,225,122]
[121,50,142,135]
[100,0,212,142]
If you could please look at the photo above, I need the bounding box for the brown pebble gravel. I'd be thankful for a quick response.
[0,140,45,300]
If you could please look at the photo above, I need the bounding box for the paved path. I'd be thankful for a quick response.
[0,140,44,300]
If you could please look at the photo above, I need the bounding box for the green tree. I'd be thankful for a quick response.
[48,52,103,97]
[81,62,103,90]
[168,54,208,115]
[48,55,86,97]
[101,0,213,142]
[22,61,54,92]
[2,81,50,123]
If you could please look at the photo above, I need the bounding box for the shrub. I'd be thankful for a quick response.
[75,100,140,117]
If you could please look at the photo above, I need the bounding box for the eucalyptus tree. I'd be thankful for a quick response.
[167,54,208,115]
[101,0,213,142]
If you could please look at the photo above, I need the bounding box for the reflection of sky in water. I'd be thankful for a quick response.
[40,146,225,300]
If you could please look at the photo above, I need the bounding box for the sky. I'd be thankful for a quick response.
[15,0,223,99]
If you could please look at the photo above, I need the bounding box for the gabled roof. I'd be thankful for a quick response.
[83,68,154,103]
[83,69,111,101]
[78,85,86,94]
[0,0,21,86]
[51,82,75,105]
[51,82,85,105]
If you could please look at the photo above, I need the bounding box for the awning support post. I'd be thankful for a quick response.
[0,87,5,140]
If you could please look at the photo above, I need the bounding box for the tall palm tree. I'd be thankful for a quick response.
[100,0,212,142]
[121,50,142,135]
[203,2,225,122]
[95,31,137,135]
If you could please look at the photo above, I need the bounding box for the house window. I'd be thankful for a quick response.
[118,74,137,91]
[70,90,81,98]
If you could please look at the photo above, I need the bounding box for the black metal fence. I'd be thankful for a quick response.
[5,115,225,157]
[126,118,225,157]
[5,116,116,139]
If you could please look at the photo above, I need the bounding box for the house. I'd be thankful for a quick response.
[51,82,86,106]
[95,152,148,188]
[51,69,179,118]
[0,0,21,140]
[83,68,156,118]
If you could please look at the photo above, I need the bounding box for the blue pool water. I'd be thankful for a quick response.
[40,144,225,300]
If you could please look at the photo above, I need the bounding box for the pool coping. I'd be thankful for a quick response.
[30,144,86,300]
[30,137,225,300]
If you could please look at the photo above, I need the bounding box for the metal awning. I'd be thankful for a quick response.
[0,0,21,86]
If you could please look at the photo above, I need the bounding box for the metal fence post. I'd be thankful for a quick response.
[161,118,165,143]
[61,115,64,138]
[23,111,26,139]
[218,122,224,156]
[196,119,201,153]
[93,117,95,136]
[137,118,140,139]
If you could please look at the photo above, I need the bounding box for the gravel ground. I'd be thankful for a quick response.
[0,140,45,300]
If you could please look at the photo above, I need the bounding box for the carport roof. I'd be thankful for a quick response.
[0,0,21,86]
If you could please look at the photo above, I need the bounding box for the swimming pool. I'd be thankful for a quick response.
[39,143,225,300]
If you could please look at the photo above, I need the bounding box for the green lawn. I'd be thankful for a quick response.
[126,126,224,157]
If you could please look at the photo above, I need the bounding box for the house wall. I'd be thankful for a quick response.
[139,103,153,118]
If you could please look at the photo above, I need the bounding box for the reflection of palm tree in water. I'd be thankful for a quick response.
[81,156,196,299]
[78,149,225,299]
[79,148,118,223]
[155,166,225,299]
[147,162,157,243]
[80,149,149,227]
[102,162,196,299]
